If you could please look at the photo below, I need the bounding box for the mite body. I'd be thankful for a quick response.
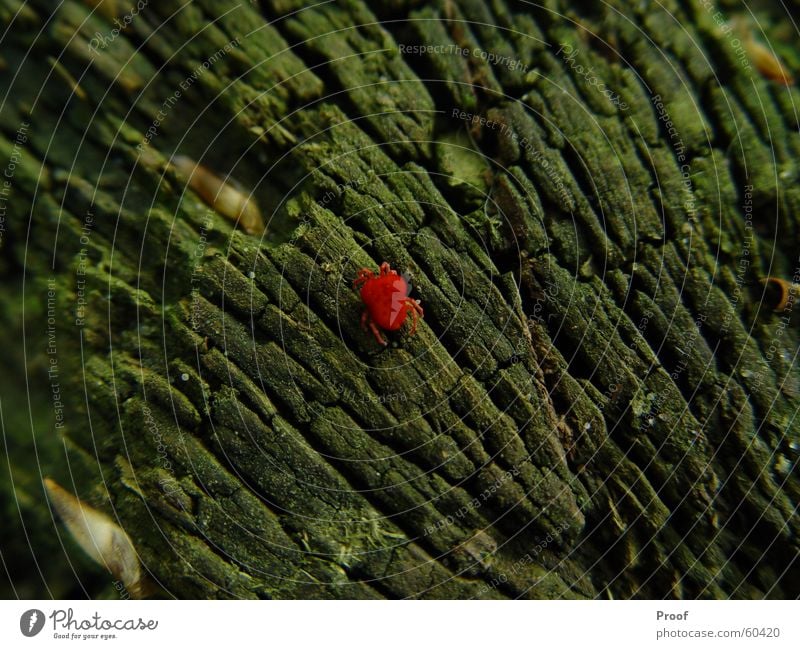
[353,262,424,346]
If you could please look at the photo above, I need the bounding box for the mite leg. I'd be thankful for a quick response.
[353,268,375,289]
[405,299,424,335]
[368,319,387,346]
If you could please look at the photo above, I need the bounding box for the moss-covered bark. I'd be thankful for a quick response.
[0,0,798,598]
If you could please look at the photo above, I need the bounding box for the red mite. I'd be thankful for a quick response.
[353,262,424,346]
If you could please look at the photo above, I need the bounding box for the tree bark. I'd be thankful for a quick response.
[1,0,798,598]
